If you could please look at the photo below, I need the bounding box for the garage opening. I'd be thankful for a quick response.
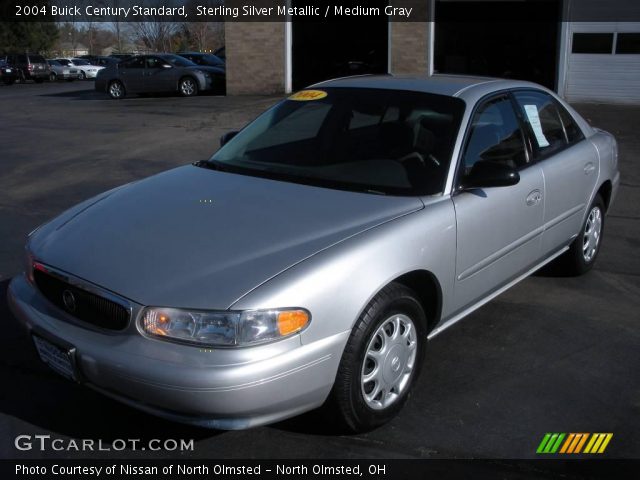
[434,0,561,90]
[291,0,389,90]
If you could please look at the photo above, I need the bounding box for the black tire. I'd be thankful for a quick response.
[49,72,56,82]
[331,282,427,432]
[108,80,125,99]
[556,194,606,276]
[80,71,86,80]
[178,76,198,97]
[34,77,44,83]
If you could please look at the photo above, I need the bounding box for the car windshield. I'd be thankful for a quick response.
[163,55,196,67]
[196,54,223,66]
[56,59,70,66]
[72,59,90,65]
[207,88,465,196]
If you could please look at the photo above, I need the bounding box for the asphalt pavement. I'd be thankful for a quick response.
[0,81,638,460]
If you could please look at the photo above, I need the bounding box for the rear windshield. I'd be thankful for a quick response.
[29,55,46,63]
[208,87,465,196]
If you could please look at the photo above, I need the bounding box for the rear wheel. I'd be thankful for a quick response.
[331,283,427,432]
[556,194,605,275]
[179,76,198,97]
[34,77,44,83]
[108,80,125,99]
[49,72,56,82]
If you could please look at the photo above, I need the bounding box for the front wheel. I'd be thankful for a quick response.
[108,80,125,99]
[80,71,87,80]
[179,77,198,97]
[331,283,427,432]
[49,72,56,82]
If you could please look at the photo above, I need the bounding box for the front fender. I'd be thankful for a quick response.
[231,196,457,346]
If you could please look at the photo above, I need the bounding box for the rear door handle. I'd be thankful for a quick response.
[526,189,543,206]
[584,162,596,175]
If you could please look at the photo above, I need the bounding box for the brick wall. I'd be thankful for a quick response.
[226,22,286,95]
[390,22,429,75]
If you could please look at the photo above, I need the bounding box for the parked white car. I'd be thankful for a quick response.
[54,58,104,79]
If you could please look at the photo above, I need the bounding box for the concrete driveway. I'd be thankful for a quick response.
[0,81,638,459]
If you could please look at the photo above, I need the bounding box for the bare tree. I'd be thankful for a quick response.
[180,0,224,52]
[131,21,178,52]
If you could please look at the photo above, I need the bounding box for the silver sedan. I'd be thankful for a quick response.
[8,76,620,432]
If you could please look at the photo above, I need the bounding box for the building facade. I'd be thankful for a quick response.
[226,0,640,103]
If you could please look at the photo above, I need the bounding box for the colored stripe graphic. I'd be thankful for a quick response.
[537,433,613,454]
[536,433,565,454]
[584,433,613,454]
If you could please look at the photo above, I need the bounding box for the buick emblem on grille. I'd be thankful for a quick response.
[62,290,76,312]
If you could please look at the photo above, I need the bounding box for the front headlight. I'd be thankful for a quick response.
[139,307,310,347]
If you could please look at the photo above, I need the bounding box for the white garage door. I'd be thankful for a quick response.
[565,21,640,103]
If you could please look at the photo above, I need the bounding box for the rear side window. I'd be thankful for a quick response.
[512,90,583,158]
[122,57,145,69]
[461,95,528,174]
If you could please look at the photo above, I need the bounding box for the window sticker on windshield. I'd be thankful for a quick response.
[288,90,328,101]
[524,105,550,148]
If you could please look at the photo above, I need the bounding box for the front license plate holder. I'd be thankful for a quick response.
[32,334,80,382]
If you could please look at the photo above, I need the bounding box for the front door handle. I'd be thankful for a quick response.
[526,189,543,206]
[584,162,596,175]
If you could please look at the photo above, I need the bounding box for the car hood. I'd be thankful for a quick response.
[30,165,423,309]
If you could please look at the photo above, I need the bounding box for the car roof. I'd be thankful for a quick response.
[312,74,543,100]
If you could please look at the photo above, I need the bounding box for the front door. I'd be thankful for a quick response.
[144,56,177,93]
[453,94,545,311]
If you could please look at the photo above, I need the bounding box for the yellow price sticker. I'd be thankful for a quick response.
[288,90,328,101]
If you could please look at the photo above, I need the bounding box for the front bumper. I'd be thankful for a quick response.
[81,70,100,79]
[8,274,348,429]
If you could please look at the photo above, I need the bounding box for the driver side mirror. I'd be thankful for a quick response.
[220,131,239,147]
[461,161,520,190]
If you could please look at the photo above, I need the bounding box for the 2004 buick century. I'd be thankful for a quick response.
[8,76,620,432]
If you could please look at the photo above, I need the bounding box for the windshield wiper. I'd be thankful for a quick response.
[193,159,225,171]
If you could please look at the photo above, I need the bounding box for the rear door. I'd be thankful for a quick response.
[453,94,545,311]
[511,90,598,254]
[118,56,145,92]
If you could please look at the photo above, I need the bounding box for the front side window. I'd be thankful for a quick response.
[512,90,581,158]
[146,57,169,69]
[461,96,528,175]
[206,88,465,196]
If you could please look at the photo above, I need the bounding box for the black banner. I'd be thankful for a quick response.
[3,0,640,23]
[3,459,640,480]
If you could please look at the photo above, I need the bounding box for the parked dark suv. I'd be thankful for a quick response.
[0,59,17,85]
[4,53,50,83]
